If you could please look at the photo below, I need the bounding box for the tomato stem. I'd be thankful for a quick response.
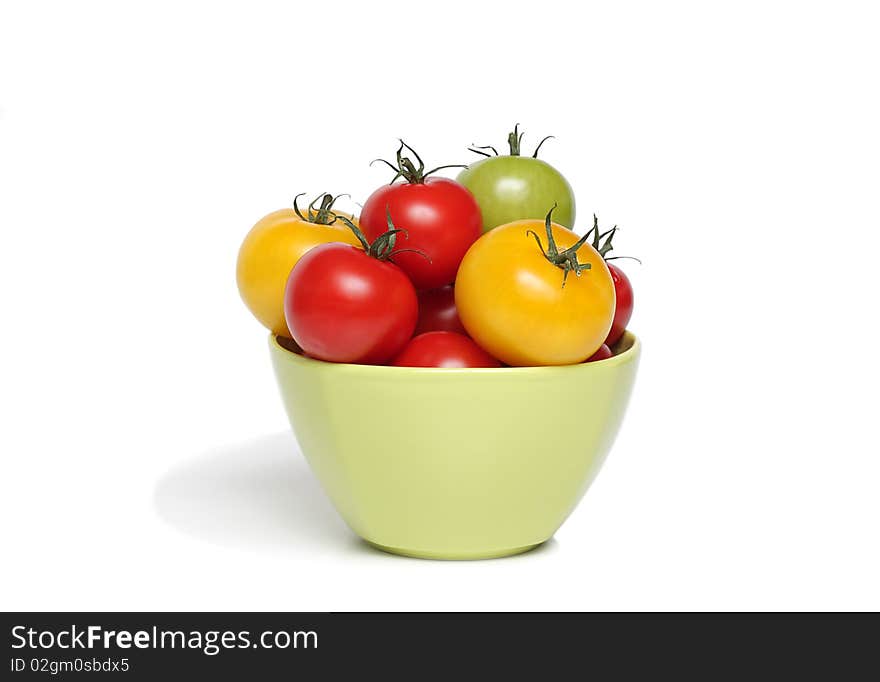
[293,192,349,225]
[371,140,468,185]
[532,135,555,158]
[466,144,499,158]
[336,208,431,264]
[469,124,556,159]
[586,214,642,264]
[508,123,525,155]
[526,204,593,288]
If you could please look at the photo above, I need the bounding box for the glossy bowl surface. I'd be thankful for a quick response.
[270,332,640,559]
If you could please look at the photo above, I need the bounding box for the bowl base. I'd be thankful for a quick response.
[365,540,544,561]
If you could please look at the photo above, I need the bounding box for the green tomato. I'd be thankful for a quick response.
[456,125,576,233]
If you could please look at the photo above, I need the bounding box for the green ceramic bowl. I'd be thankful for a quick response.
[270,332,640,560]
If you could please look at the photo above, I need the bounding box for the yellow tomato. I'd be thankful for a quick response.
[455,218,616,366]
[237,199,361,336]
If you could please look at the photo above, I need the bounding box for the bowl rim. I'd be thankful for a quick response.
[270,331,640,375]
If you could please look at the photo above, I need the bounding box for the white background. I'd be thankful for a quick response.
[2,0,878,611]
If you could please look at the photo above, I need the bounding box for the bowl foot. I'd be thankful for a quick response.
[364,540,544,561]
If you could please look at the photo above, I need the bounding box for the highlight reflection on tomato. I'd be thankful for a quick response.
[455,207,616,366]
[457,124,575,232]
[391,332,501,368]
[284,220,418,364]
[237,193,361,336]
[415,286,467,336]
[361,141,481,290]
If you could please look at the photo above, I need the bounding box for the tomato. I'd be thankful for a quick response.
[284,222,417,364]
[391,332,501,368]
[237,193,361,336]
[360,141,482,290]
[581,215,636,346]
[457,124,575,232]
[414,286,467,336]
[455,207,616,366]
[586,344,613,362]
[606,264,633,346]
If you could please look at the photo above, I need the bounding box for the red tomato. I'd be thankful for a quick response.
[585,216,636,347]
[391,332,501,368]
[361,142,482,289]
[605,263,634,346]
[284,242,417,364]
[586,344,613,362]
[415,286,467,336]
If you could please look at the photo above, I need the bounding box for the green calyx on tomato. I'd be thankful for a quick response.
[371,139,468,185]
[526,204,594,288]
[458,125,575,232]
[292,192,349,225]
[584,214,642,265]
[337,208,429,263]
[581,214,638,348]
[469,123,555,159]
